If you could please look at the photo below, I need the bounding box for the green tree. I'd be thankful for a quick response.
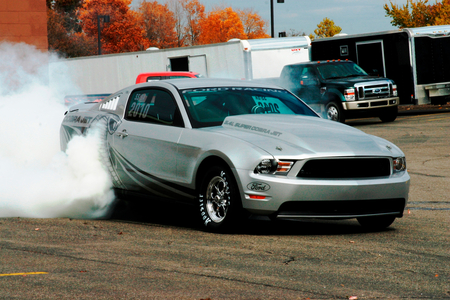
[314,18,342,38]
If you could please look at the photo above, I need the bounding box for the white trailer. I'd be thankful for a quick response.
[51,37,311,95]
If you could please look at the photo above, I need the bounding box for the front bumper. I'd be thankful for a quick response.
[342,97,399,110]
[237,168,410,219]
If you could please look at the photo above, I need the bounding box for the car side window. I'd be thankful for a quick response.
[126,89,183,127]
[300,67,319,86]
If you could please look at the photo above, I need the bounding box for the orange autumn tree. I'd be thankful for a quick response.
[198,7,246,45]
[47,0,96,57]
[434,0,450,25]
[78,0,148,54]
[139,1,178,49]
[166,0,187,47]
[237,8,270,39]
[181,0,206,46]
[384,0,450,28]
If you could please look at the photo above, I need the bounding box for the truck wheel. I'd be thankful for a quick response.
[326,101,345,123]
[379,106,398,122]
[197,165,243,232]
[357,215,396,230]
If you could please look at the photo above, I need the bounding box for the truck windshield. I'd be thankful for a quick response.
[181,87,319,128]
[317,62,368,80]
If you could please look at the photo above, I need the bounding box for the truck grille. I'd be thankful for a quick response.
[357,83,391,100]
[297,158,391,178]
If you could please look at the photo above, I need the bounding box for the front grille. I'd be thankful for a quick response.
[276,199,406,217]
[358,83,391,100]
[298,158,391,178]
[370,100,388,107]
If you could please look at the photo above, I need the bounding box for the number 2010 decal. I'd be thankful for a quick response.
[128,102,152,119]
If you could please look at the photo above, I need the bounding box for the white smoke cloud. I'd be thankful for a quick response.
[0,42,115,219]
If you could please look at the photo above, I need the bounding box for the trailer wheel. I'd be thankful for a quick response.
[326,101,345,123]
[379,106,398,122]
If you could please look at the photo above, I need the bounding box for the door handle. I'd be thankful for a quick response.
[117,130,128,139]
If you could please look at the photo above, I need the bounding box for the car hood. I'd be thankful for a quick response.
[215,115,403,158]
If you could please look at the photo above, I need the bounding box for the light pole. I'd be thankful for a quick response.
[97,15,110,55]
[270,0,284,38]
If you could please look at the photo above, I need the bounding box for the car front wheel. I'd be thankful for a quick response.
[357,215,396,230]
[198,166,242,231]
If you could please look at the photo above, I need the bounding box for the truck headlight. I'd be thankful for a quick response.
[393,157,406,172]
[392,84,398,97]
[390,84,398,97]
[344,88,355,101]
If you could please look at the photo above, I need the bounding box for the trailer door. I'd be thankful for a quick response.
[189,55,208,77]
[356,40,386,77]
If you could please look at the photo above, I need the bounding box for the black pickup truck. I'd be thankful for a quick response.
[279,60,399,122]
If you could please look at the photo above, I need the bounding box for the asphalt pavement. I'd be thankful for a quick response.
[1,109,449,299]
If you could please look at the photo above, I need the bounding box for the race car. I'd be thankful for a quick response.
[60,78,410,231]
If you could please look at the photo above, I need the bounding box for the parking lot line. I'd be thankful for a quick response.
[0,272,48,277]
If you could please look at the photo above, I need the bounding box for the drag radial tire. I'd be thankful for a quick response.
[92,116,124,189]
[198,165,242,232]
[357,215,396,231]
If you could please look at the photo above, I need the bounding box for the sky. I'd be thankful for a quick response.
[132,0,410,37]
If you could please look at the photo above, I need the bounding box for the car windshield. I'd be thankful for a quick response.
[317,62,368,80]
[181,87,318,128]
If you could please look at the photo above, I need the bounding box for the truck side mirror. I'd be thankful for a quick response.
[300,76,319,86]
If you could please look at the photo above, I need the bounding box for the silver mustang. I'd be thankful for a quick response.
[60,79,410,231]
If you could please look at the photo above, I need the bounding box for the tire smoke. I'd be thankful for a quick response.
[0,42,115,219]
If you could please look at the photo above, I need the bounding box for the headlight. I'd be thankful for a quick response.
[254,159,294,175]
[392,84,398,97]
[255,159,277,174]
[393,157,406,172]
[344,88,355,101]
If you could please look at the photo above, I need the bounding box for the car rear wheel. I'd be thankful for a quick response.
[357,215,396,230]
[326,101,345,123]
[198,165,241,231]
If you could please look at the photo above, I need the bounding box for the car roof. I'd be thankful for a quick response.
[137,71,199,76]
[142,78,284,90]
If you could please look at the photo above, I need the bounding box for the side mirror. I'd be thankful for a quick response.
[300,76,319,86]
